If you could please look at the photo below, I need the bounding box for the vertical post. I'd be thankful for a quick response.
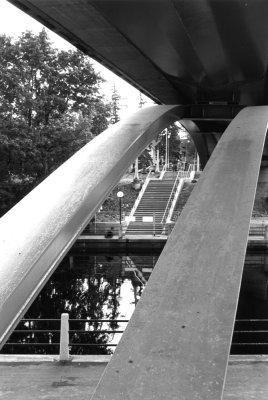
[69,255,74,270]
[265,225,268,241]
[119,197,122,238]
[119,197,122,225]
[60,313,69,361]
[153,213,155,236]
[117,191,124,239]
[165,129,168,168]
[156,147,160,173]
[134,158,139,180]
[197,153,200,172]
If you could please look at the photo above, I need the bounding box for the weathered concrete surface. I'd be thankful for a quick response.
[1,359,268,400]
[90,107,268,400]
[0,361,106,400]
[0,105,183,350]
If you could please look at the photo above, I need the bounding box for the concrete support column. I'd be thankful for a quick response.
[91,106,268,400]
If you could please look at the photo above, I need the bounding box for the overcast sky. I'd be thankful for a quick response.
[0,0,153,117]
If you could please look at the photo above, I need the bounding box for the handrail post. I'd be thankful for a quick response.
[265,225,268,241]
[60,313,69,361]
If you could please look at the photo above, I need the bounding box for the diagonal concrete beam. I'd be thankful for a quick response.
[0,105,184,349]
[90,106,268,400]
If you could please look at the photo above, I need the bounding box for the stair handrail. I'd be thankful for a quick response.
[166,178,185,223]
[159,164,167,180]
[160,169,182,225]
[126,171,152,227]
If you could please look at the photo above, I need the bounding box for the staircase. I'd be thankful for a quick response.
[126,178,176,235]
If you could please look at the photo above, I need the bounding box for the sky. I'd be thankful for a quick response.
[0,0,153,118]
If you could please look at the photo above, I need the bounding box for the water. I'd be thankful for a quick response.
[232,251,268,354]
[1,248,160,355]
[2,247,268,355]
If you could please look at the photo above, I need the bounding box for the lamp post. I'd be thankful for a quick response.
[165,129,171,169]
[117,191,124,238]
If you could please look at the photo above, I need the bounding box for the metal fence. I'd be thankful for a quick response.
[2,314,129,360]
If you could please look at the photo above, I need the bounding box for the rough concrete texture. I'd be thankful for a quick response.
[0,105,183,350]
[224,361,268,400]
[0,362,106,400]
[89,107,268,400]
[1,360,268,400]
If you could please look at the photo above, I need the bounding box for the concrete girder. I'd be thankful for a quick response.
[90,106,268,400]
[0,105,184,349]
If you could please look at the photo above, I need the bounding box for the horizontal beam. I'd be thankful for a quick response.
[183,104,245,119]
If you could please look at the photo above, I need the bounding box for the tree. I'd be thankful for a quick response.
[0,29,111,216]
[1,254,124,355]
[158,123,183,165]
[110,83,121,124]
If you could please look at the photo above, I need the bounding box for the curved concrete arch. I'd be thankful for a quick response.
[91,106,268,400]
[180,118,225,169]
[179,119,209,169]
[0,105,184,349]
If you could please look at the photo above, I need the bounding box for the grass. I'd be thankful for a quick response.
[96,173,141,222]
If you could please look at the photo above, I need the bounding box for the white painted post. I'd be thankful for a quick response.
[60,313,69,361]
[197,153,200,172]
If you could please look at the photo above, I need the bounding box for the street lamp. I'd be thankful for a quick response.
[117,191,124,238]
[165,129,171,168]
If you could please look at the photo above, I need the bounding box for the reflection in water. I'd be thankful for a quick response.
[1,250,159,355]
[2,249,268,355]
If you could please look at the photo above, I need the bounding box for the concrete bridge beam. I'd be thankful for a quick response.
[91,106,268,400]
[0,105,184,349]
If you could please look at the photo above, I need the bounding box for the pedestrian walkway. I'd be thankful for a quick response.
[126,169,189,236]
[1,356,268,400]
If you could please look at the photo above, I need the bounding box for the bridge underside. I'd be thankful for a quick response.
[3,1,268,398]
[7,0,268,169]
[7,0,268,107]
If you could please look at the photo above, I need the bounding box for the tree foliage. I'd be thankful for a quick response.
[0,29,111,216]
[110,83,121,124]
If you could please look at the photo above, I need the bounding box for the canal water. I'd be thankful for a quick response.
[1,247,268,355]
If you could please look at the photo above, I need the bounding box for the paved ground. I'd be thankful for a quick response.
[0,360,106,400]
[1,357,268,399]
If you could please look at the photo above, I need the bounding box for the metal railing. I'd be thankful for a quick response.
[81,222,122,237]
[249,224,268,239]
[232,319,268,354]
[166,179,185,223]
[126,171,152,226]
[2,314,129,360]
[160,169,184,225]
[159,164,167,180]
